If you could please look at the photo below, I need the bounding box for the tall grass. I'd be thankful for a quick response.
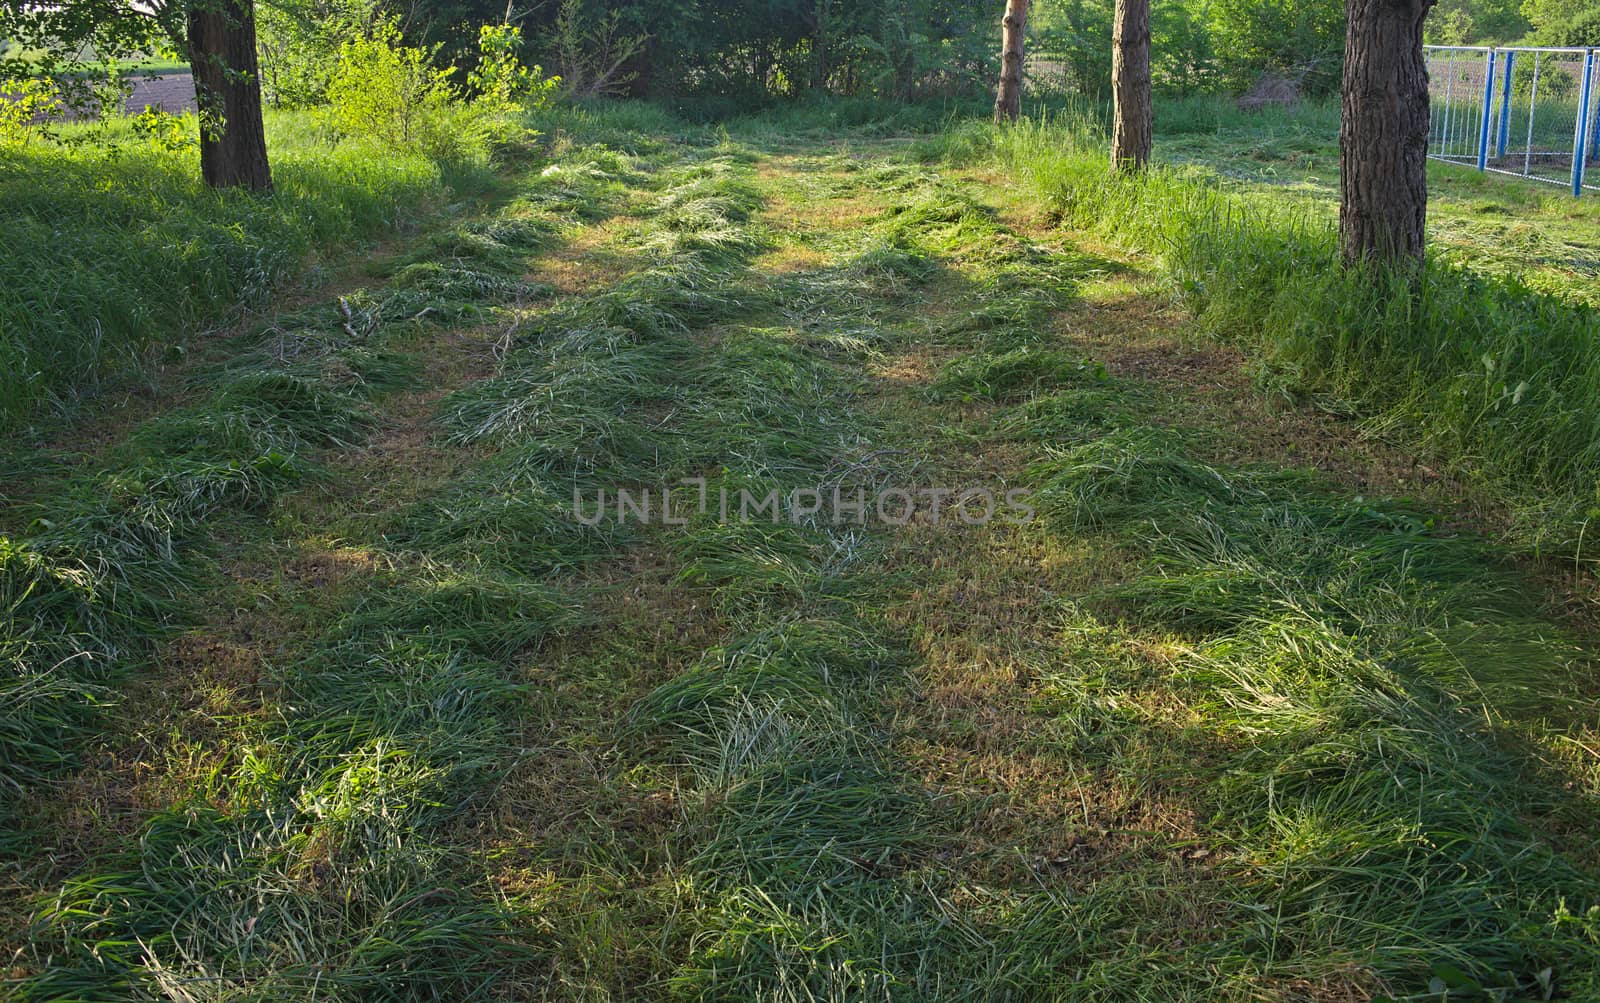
[927,109,1600,556]
[0,112,449,434]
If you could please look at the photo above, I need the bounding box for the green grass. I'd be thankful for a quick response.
[0,118,645,996]
[0,111,461,436]
[7,97,1600,1003]
[920,101,1600,557]
[0,133,579,827]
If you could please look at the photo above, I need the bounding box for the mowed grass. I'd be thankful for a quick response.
[0,111,465,435]
[3,99,1600,1002]
[920,100,1600,560]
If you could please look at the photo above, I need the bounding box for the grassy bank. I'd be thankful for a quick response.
[921,102,1600,556]
[0,111,462,435]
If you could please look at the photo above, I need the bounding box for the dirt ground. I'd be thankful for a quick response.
[122,73,195,116]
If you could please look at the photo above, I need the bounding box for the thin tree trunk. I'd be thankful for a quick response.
[993,0,1029,123]
[1111,0,1152,170]
[813,0,833,91]
[1339,0,1435,266]
[187,0,272,192]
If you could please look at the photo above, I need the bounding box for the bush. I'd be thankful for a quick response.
[468,24,560,111]
[325,21,557,166]
[256,0,383,108]
[0,78,60,144]
[324,21,486,165]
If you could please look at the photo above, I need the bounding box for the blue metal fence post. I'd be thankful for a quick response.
[1498,50,1515,158]
[1591,50,1600,166]
[1576,49,1596,196]
[1478,50,1497,171]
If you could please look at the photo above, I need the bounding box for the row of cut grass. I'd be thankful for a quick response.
[0,148,583,842]
[8,120,792,997]
[884,148,1600,998]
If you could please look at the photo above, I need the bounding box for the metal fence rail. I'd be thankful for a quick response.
[1426,44,1599,196]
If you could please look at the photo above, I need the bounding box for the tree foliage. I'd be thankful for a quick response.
[1523,0,1600,45]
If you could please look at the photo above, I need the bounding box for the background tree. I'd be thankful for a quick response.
[1111,0,1150,170]
[1339,0,1435,265]
[1425,0,1527,43]
[1523,0,1600,45]
[1209,0,1345,94]
[994,0,1029,122]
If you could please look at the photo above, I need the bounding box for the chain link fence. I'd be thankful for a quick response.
[1427,45,1599,196]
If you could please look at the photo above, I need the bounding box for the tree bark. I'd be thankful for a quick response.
[993,0,1029,123]
[187,0,272,192]
[1339,0,1434,266]
[1111,0,1152,170]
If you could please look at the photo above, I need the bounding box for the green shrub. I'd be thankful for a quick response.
[467,24,560,111]
[325,21,557,166]
[324,21,486,166]
[0,78,61,144]
[257,0,383,108]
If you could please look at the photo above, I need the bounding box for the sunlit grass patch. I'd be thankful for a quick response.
[628,618,901,756]
[20,550,586,996]
[380,260,545,324]
[25,802,533,1000]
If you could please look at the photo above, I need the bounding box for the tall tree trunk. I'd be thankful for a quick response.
[1339,0,1434,266]
[187,0,272,192]
[1111,0,1152,170]
[993,0,1029,123]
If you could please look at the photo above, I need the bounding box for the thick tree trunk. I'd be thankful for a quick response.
[993,0,1029,123]
[1111,0,1152,170]
[1339,0,1434,266]
[187,0,272,192]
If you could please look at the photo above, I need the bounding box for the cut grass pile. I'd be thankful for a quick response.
[0,364,375,818]
[27,568,586,998]
[1006,417,1600,997]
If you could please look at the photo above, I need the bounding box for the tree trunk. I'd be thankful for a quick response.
[1111,0,1152,170]
[993,0,1029,123]
[813,0,833,91]
[187,0,272,192]
[1339,0,1435,266]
